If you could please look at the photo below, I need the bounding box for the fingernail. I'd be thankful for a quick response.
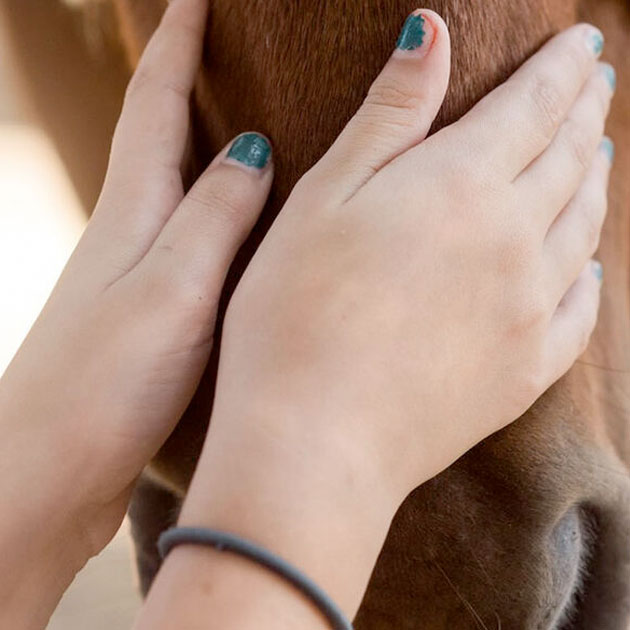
[396,12,428,52]
[226,133,272,169]
[600,63,616,91]
[600,136,615,163]
[586,28,604,56]
[592,260,604,282]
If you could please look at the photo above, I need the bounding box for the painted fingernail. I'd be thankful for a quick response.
[600,136,615,163]
[587,28,604,56]
[592,260,604,282]
[600,63,616,91]
[396,12,428,51]
[226,133,272,169]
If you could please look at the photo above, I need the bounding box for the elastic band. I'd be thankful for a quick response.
[158,527,353,630]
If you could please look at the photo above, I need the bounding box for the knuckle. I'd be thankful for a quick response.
[188,179,249,228]
[146,253,218,316]
[584,215,603,254]
[169,277,215,318]
[576,194,605,252]
[290,169,338,212]
[141,257,182,305]
[552,36,590,88]
[365,79,420,111]
[289,173,311,200]
[125,64,153,99]
[506,291,548,339]
[494,221,536,276]
[528,73,566,137]
[126,64,188,103]
[445,158,505,209]
[592,77,611,120]
[560,38,590,79]
[292,170,323,201]
[165,10,205,40]
[362,79,424,128]
[563,118,594,171]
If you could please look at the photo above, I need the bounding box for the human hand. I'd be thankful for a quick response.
[172,15,614,624]
[0,0,273,620]
[204,19,613,497]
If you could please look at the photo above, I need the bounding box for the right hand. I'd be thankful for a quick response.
[203,17,614,498]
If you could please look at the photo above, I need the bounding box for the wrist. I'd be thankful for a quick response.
[138,409,399,630]
[176,403,401,620]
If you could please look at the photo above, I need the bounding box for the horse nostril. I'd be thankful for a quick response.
[551,507,583,564]
[547,507,589,629]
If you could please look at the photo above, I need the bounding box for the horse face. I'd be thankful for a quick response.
[115,0,630,626]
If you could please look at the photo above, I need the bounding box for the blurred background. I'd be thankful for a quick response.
[0,4,140,629]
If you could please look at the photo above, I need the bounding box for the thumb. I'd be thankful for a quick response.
[312,9,451,201]
[137,132,273,298]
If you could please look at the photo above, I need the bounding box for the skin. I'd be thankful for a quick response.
[0,0,614,628]
[108,3,630,624]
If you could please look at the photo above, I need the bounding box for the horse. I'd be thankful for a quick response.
[2,0,629,626]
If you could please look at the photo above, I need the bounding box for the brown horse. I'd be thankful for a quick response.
[3,0,630,627]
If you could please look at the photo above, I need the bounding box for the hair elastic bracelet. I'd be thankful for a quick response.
[158,527,354,630]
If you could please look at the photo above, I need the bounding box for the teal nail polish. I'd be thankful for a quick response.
[588,30,604,56]
[396,13,426,51]
[227,133,271,169]
[600,137,615,163]
[602,64,616,91]
[592,260,604,282]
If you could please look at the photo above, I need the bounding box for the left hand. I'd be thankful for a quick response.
[0,0,271,621]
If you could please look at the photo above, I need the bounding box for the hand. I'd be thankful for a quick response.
[168,15,614,627]
[0,0,272,623]
[204,20,613,496]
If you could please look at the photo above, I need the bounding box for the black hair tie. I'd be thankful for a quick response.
[158,526,354,630]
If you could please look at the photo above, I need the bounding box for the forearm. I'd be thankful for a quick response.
[0,512,87,630]
[135,407,401,629]
[0,362,100,629]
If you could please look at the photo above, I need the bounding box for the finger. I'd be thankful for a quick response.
[517,63,614,228]
[544,260,602,384]
[454,23,604,179]
[134,133,273,299]
[544,138,612,301]
[109,0,209,178]
[83,0,209,283]
[310,9,451,202]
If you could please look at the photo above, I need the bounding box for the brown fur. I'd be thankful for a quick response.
[7,0,630,626]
